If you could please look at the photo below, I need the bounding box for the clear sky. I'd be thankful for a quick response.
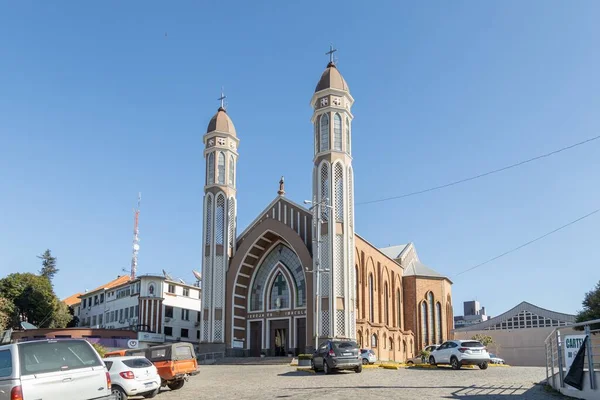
[1,2,598,317]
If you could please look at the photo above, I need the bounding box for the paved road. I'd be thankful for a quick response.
[153,365,566,399]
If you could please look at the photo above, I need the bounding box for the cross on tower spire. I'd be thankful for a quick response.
[218,87,226,110]
[326,44,337,65]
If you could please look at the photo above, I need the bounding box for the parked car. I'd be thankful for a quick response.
[406,344,440,365]
[311,340,362,374]
[104,356,160,399]
[0,339,115,400]
[105,342,198,391]
[360,349,377,365]
[489,353,505,364]
[429,340,490,370]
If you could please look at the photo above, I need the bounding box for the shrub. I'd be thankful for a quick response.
[298,354,313,360]
[91,342,107,358]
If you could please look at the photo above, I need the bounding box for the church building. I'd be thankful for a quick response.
[199,52,453,362]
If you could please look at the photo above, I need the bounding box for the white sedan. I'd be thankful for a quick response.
[103,356,161,400]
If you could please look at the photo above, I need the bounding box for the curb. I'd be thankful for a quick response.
[296,368,316,373]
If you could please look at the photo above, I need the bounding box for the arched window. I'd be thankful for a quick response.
[334,163,344,222]
[204,196,212,245]
[384,282,389,326]
[215,195,225,245]
[217,152,225,184]
[389,337,393,350]
[333,113,342,151]
[207,153,215,184]
[436,302,443,344]
[346,117,351,154]
[371,334,377,348]
[428,293,435,344]
[421,301,429,346]
[355,266,359,315]
[383,333,387,349]
[229,155,235,186]
[368,274,374,323]
[396,289,402,329]
[320,163,329,221]
[403,339,407,356]
[315,121,320,154]
[269,272,289,309]
[320,114,329,151]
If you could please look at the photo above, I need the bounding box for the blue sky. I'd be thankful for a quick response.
[1,2,598,317]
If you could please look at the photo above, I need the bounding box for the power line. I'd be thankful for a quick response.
[454,207,600,277]
[358,135,600,205]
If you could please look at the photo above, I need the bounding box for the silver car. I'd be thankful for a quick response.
[0,339,115,400]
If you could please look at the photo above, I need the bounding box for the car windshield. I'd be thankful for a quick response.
[122,358,153,368]
[461,341,484,348]
[490,353,496,358]
[19,340,101,375]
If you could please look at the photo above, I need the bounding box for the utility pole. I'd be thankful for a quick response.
[304,197,332,349]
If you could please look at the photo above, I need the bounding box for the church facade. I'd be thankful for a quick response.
[199,56,453,362]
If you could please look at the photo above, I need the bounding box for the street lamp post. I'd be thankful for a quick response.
[304,197,333,349]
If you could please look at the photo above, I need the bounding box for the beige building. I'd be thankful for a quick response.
[199,54,453,362]
[453,301,576,366]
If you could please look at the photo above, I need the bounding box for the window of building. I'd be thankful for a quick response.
[181,328,189,338]
[100,293,104,303]
[217,152,225,184]
[92,316,97,326]
[164,326,173,336]
[94,295,99,305]
[196,330,200,340]
[207,153,215,184]
[181,309,190,321]
[82,298,86,308]
[333,113,342,151]
[168,284,175,294]
[165,306,174,318]
[371,334,378,348]
[396,289,402,329]
[119,309,123,322]
[124,308,129,320]
[436,302,442,344]
[183,287,189,297]
[421,302,429,346]
[98,314,103,326]
[314,122,320,154]
[197,311,201,322]
[428,293,435,345]
[135,305,139,317]
[229,155,235,186]
[384,282,389,326]
[346,117,351,154]
[369,274,374,323]
[129,306,134,319]
[320,114,329,151]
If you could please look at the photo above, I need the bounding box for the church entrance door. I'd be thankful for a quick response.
[270,319,288,356]
[250,321,262,357]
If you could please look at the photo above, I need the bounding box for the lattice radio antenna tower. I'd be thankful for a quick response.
[130,193,141,280]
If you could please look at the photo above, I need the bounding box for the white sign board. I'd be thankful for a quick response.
[564,334,586,371]
[232,340,244,349]
[137,332,166,343]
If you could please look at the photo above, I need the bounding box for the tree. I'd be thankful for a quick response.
[91,342,107,358]
[49,301,73,328]
[0,297,13,331]
[66,305,80,328]
[575,280,600,331]
[471,334,495,347]
[0,273,57,328]
[38,249,59,282]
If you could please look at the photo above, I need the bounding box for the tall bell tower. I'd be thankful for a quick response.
[201,93,239,344]
[311,47,356,341]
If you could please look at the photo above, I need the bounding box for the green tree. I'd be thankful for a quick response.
[471,334,495,347]
[49,301,73,328]
[0,297,14,331]
[66,305,80,328]
[38,249,59,282]
[575,280,600,331]
[91,342,107,358]
[0,273,57,328]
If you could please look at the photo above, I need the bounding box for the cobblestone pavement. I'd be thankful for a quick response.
[152,365,567,400]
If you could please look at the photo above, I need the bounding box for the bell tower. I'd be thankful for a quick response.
[310,47,356,341]
[201,92,239,344]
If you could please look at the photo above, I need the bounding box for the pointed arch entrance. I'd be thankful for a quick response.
[225,216,314,357]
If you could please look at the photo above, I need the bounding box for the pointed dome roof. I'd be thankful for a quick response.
[315,62,350,93]
[206,107,236,136]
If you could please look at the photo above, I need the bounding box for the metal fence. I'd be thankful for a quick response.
[545,319,599,392]
[196,351,225,364]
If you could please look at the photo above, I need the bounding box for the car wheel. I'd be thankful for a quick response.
[111,386,127,400]
[143,388,159,398]
[323,360,330,375]
[450,357,461,370]
[479,362,488,370]
[167,380,185,390]
[355,363,363,373]
[428,356,436,366]
[362,358,368,365]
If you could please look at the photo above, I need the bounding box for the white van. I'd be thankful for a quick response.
[0,339,115,400]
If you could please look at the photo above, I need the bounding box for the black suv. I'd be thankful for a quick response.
[311,339,362,374]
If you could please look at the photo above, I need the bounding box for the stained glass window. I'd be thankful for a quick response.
[270,272,289,309]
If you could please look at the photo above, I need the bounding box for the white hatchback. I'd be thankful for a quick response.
[429,340,490,370]
[103,356,160,400]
